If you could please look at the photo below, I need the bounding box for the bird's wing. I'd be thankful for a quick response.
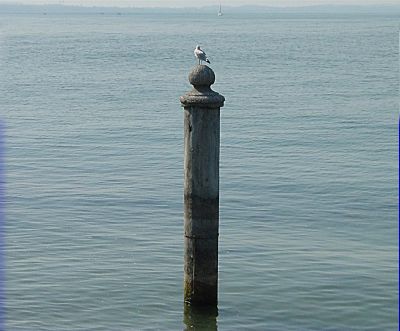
[195,50,207,60]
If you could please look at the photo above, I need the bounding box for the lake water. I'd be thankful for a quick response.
[0,11,398,330]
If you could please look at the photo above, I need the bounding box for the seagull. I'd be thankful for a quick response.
[194,45,210,65]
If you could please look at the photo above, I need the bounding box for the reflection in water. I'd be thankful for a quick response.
[183,303,218,331]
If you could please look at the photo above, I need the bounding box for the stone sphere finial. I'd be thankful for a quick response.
[189,65,215,87]
[180,65,225,109]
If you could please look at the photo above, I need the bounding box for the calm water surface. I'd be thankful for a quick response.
[0,12,398,330]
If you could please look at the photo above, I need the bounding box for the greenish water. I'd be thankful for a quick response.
[0,12,398,330]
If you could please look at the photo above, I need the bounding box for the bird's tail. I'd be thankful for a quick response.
[206,58,210,64]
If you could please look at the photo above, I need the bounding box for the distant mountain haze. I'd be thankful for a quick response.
[1,2,399,14]
[0,0,399,7]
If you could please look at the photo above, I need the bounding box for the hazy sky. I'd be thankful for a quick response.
[1,0,399,7]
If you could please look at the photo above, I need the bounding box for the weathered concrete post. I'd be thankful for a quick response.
[183,304,218,330]
[180,65,225,306]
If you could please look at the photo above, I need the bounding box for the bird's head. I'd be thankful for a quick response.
[196,45,200,49]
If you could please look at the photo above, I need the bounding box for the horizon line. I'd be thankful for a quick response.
[1,2,400,9]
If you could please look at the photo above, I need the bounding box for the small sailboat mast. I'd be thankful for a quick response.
[218,3,223,16]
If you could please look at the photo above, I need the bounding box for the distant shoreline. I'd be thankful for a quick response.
[1,3,400,15]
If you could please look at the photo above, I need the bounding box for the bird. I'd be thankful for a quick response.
[194,45,210,65]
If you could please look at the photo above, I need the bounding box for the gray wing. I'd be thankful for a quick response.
[198,52,207,61]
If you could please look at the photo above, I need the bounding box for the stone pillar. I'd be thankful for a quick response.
[180,65,225,306]
[183,304,218,330]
